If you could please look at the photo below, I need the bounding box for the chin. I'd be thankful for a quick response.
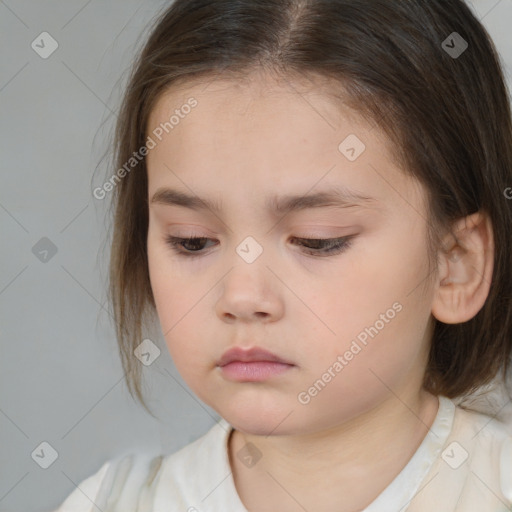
[219,402,296,436]
[230,417,288,436]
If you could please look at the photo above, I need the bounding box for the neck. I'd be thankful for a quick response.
[228,390,439,512]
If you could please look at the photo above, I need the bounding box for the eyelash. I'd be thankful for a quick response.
[164,235,354,258]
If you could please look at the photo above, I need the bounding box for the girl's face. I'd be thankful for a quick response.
[146,73,438,436]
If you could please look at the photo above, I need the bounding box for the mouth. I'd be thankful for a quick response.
[217,346,295,382]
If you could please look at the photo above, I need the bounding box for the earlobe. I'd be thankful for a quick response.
[431,211,494,324]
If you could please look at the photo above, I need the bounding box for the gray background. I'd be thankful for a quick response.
[1,1,511,511]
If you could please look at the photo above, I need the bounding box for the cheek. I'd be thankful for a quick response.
[301,259,391,344]
[147,241,188,351]
[301,312,424,420]
[147,232,190,321]
[147,238,213,370]
[307,238,431,372]
[147,239,173,326]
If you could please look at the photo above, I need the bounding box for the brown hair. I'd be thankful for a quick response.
[103,0,512,414]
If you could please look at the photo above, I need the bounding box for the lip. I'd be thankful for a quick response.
[217,346,295,382]
[217,346,293,367]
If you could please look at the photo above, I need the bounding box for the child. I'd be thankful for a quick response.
[54,0,512,510]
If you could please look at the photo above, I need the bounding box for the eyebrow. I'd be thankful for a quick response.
[150,186,382,215]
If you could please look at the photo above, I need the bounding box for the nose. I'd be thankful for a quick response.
[215,250,285,324]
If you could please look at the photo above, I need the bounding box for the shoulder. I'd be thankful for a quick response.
[432,402,512,508]
[52,452,164,512]
[153,419,246,511]
[52,420,230,512]
[453,404,512,460]
[52,458,111,512]
[454,405,512,498]
[154,418,234,505]
[404,398,512,510]
[162,418,229,470]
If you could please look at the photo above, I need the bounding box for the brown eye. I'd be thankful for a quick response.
[164,236,217,256]
[163,235,355,258]
[290,236,354,256]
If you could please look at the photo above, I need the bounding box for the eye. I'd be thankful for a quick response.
[164,235,216,257]
[164,235,354,258]
[290,236,354,256]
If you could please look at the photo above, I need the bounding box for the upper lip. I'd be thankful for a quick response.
[217,346,293,366]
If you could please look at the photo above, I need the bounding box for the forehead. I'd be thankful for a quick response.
[145,72,425,217]
[147,72,395,165]
[148,71,370,133]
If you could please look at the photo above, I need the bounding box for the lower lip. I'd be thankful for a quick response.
[219,361,294,381]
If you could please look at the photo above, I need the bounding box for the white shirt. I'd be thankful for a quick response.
[53,396,512,511]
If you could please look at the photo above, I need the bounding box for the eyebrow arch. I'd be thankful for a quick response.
[150,185,382,215]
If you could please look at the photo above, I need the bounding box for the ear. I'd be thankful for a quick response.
[431,211,494,324]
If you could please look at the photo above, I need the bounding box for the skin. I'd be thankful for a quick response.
[145,70,494,511]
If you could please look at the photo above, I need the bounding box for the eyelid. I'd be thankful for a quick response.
[163,233,355,258]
